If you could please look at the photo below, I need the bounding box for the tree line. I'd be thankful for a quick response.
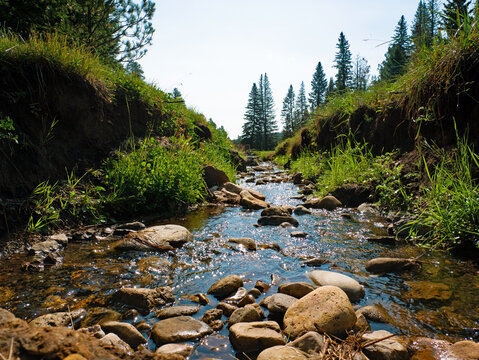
[240,0,479,150]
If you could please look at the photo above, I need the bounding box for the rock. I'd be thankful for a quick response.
[209,319,224,331]
[229,321,285,353]
[283,286,357,339]
[222,182,244,195]
[30,309,85,328]
[366,236,397,245]
[240,190,269,210]
[293,205,311,215]
[195,122,212,141]
[101,321,147,349]
[268,293,297,314]
[304,196,342,210]
[366,258,420,274]
[80,307,122,328]
[228,304,264,327]
[228,237,256,251]
[291,194,305,200]
[48,233,69,245]
[63,355,87,360]
[451,340,479,360]
[331,183,373,208]
[362,330,408,360]
[207,275,244,298]
[291,231,307,238]
[405,281,452,301]
[78,325,105,339]
[245,188,266,201]
[135,321,152,332]
[203,165,230,188]
[224,287,254,307]
[353,311,371,332]
[155,305,201,319]
[110,287,174,311]
[278,282,316,298]
[358,304,393,324]
[183,293,209,305]
[256,179,267,185]
[151,316,212,345]
[300,184,315,195]
[219,189,241,204]
[257,345,309,360]
[29,239,64,265]
[258,216,299,227]
[246,157,259,166]
[292,172,303,184]
[280,222,296,229]
[249,288,262,298]
[116,222,146,231]
[202,309,223,324]
[261,206,291,217]
[156,343,193,357]
[358,203,379,215]
[216,302,237,316]
[229,149,247,172]
[114,225,193,251]
[100,333,133,354]
[302,258,332,267]
[307,270,365,302]
[288,331,325,354]
[255,280,271,293]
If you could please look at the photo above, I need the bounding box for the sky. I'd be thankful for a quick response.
[139,0,424,139]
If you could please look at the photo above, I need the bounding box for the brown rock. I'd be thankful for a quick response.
[366,258,420,274]
[240,190,268,210]
[151,316,212,345]
[114,225,193,251]
[156,343,193,358]
[261,206,291,217]
[304,196,342,210]
[203,165,229,188]
[229,321,285,353]
[288,331,325,354]
[257,345,309,360]
[283,286,357,339]
[228,304,264,327]
[406,281,452,301]
[155,305,201,319]
[362,330,408,360]
[110,287,174,311]
[451,340,479,360]
[258,216,299,227]
[101,321,147,349]
[80,307,122,328]
[278,282,316,298]
[216,302,237,316]
[207,275,244,298]
[228,237,256,251]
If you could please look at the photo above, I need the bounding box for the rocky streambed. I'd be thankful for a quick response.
[0,163,479,359]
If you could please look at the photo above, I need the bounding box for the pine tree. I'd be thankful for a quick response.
[427,0,440,43]
[412,1,430,49]
[172,88,182,99]
[294,81,309,130]
[281,85,295,139]
[379,16,411,81]
[326,77,336,101]
[334,32,353,92]
[352,55,370,90]
[441,0,471,36]
[309,61,328,109]
[241,83,262,148]
[258,74,277,150]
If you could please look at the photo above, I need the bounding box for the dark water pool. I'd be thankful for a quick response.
[0,167,478,359]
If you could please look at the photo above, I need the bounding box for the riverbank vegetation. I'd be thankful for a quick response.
[267,1,479,251]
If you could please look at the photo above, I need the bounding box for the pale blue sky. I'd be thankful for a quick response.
[140,0,427,138]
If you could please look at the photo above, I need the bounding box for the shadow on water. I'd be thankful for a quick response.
[0,165,478,358]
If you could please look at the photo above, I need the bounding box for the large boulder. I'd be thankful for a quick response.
[258,216,299,227]
[288,331,325,354]
[240,190,268,210]
[203,165,229,188]
[110,286,174,311]
[151,316,212,345]
[365,258,420,274]
[307,270,365,302]
[207,275,244,298]
[283,286,356,339]
[331,183,373,208]
[114,225,193,251]
[304,196,342,210]
[257,345,309,360]
[229,321,285,353]
[222,182,244,195]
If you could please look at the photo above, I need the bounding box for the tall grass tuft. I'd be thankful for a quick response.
[409,134,479,249]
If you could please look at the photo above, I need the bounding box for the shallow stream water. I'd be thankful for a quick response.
[0,166,478,359]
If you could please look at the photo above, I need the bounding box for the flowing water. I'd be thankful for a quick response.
[0,166,478,359]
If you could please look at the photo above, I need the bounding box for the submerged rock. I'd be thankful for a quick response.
[405,281,452,301]
[110,286,174,311]
[366,257,420,274]
[304,195,342,210]
[283,286,356,339]
[114,225,193,251]
[228,237,256,251]
[307,270,365,302]
[258,215,299,227]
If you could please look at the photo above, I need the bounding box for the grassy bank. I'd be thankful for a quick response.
[0,33,239,235]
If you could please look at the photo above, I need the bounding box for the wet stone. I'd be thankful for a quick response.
[110,287,174,312]
[227,237,256,251]
[258,215,299,227]
[151,316,213,345]
[156,343,193,357]
[249,288,262,298]
[406,281,452,301]
[229,321,285,354]
[307,270,365,302]
[80,307,122,328]
[278,282,316,299]
[202,308,223,324]
[257,345,309,360]
[362,330,408,360]
[155,305,201,319]
[267,293,298,314]
[228,304,263,327]
[358,304,393,324]
[207,275,244,298]
[101,321,147,349]
[291,231,307,238]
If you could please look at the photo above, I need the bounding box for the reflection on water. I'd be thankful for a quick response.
[0,169,478,359]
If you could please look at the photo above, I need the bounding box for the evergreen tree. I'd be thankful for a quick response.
[281,85,295,139]
[441,0,471,36]
[427,0,440,42]
[352,55,370,90]
[412,0,430,49]
[309,61,328,108]
[334,32,353,92]
[258,74,277,150]
[294,81,309,130]
[172,88,182,99]
[241,83,262,148]
[326,77,336,101]
[379,16,411,81]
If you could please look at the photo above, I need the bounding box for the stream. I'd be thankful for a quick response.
[0,164,478,359]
